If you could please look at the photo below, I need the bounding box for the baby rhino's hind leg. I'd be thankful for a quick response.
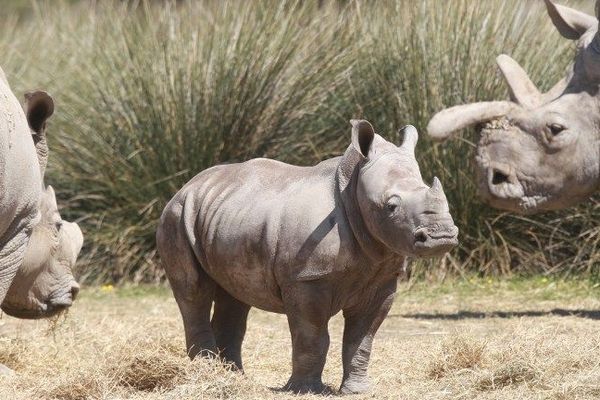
[157,212,217,359]
[212,286,251,370]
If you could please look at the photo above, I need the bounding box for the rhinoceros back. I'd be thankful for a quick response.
[176,158,340,312]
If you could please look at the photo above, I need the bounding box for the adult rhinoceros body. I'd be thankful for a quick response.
[158,120,458,394]
[0,67,82,321]
[0,69,45,303]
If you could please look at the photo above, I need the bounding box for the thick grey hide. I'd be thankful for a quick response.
[158,120,458,394]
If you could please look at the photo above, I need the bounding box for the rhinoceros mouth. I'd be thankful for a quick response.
[412,226,459,257]
[1,302,69,320]
[475,161,551,213]
[1,288,75,320]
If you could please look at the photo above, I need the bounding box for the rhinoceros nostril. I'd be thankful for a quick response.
[492,170,510,185]
[414,231,428,243]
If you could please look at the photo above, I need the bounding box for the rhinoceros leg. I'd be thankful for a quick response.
[158,224,217,359]
[175,274,217,360]
[339,278,397,395]
[281,281,332,394]
[211,286,251,370]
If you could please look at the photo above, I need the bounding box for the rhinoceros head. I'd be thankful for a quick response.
[24,90,54,178]
[349,120,458,257]
[1,186,83,319]
[427,0,600,213]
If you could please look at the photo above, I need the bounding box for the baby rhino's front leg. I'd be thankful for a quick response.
[281,281,332,394]
[340,278,397,394]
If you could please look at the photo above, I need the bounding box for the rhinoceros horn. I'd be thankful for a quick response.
[544,0,597,40]
[427,101,517,141]
[496,54,542,110]
[399,125,418,154]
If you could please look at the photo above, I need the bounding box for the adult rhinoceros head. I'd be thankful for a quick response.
[427,0,600,214]
[1,186,83,319]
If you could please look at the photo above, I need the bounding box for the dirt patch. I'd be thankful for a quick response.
[0,282,596,400]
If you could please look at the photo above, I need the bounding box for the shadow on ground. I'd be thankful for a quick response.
[394,309,600,320]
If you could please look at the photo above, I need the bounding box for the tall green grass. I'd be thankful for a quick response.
[1,0,597,283]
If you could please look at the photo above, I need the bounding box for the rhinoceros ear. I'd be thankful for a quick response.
[24,91,54,136]
[350,119,375,158]
[544,0,597,40]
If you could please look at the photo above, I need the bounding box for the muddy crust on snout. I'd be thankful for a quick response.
[476,117,519,201]
[167,156,408,315]
[475,117,537,212]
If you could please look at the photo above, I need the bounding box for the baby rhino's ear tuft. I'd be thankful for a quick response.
[350,119,375,158]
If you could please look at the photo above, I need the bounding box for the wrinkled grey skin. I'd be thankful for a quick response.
[0,68,82,323]
[427,0,600,214]
[157,120,458,394]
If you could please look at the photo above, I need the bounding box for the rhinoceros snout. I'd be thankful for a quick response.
[485,164,524,199]
[412,224,458,257]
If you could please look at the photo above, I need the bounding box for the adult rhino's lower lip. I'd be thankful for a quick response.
[18,303,69,319]
[1,302,68,320]
[2,293,74,320]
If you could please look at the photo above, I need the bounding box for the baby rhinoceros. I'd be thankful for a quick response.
[157,120,458,394]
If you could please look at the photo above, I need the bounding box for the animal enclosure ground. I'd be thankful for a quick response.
[0,278,598,400]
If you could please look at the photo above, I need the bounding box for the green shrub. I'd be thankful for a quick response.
[1,0,597,283]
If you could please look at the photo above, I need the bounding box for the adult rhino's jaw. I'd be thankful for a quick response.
[2,278,79,319]
[1,291,76,319]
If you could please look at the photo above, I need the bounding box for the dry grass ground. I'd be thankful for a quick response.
[0,278,598,400]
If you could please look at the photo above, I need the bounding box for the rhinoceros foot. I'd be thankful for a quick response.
[339,377,372,395]
[281,378,331,394]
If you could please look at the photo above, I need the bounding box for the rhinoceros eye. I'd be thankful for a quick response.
[386,196,401,213]
[548,123,566,136]
[55,221,63,231]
